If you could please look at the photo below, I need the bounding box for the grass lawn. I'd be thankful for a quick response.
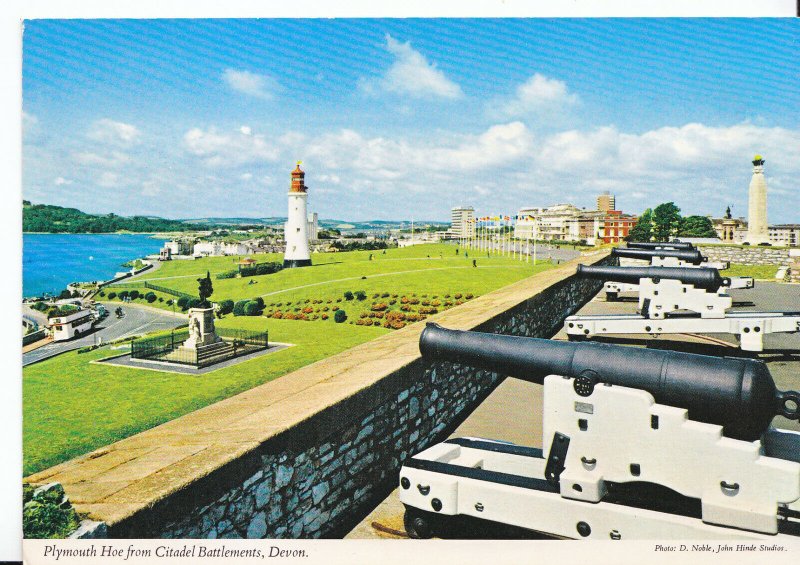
[724,263,781,280]
[25,243,553,475]
[23,318,388,475]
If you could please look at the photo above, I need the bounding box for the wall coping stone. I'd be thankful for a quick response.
[25,251,609,529]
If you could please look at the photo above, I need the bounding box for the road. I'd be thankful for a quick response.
[22,302,185,367]
[346,281,800,539]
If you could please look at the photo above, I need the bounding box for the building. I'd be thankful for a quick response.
[514,204,584,241]
[307,212,319,242]
[448,207,475,239]
[49,309,94,342]
[769,224,800,247]
[193,241,253,257]
[597,191,616,213]
[598,210,638,244]
[746,155,769,245]
[514,203,636,245]
[712,207,748,244]
[284,162,312,268]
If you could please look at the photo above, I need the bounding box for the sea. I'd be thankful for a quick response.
[23,234,166,298]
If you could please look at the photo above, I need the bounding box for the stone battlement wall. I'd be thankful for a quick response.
[699,245,791,267]
[26,251,613,540]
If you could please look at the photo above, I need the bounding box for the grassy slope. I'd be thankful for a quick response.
[23,319,387,475]
[724,263,780,280]
[25,244,552,474]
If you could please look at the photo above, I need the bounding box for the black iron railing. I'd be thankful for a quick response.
[130,328,268,367]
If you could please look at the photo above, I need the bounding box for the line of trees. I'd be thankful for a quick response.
[23,202,210,233]
[627,202,717,242]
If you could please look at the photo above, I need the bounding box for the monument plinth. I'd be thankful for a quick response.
[182,308,222,349]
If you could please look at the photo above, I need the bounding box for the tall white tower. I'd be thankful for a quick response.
[283,162,312,268]
[746,155,769,245]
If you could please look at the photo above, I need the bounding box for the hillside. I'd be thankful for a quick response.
[22,202,209,233]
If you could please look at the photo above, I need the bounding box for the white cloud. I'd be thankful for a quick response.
[88,118,140,145]
[97,172,119,188]
[304,122,532,178]
[223,69,278,99]
[142,180,160,196]
[54,177,73,186]
[489,73,578,120]
[240,125,252,135]
[183,127,280,167]
[240,172,253,181]
[73,151,131,168]
[372,35,462,99]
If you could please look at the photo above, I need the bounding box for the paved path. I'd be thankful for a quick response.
[22,302,185,367]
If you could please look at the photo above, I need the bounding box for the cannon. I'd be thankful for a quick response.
[611,246,706,265]
[566,264,800,351]
[605,247,748,300]
[578,264,729,293]
[399,324,800,540]
[627,241,695,250]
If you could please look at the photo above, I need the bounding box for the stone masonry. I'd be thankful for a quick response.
[25,252,614,540]
[699,245,790,267]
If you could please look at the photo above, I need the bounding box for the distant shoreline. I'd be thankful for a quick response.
[24,232,174,237]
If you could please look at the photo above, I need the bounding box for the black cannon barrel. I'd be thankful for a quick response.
[577,264,729,291]
[420,324,800,441]
[612,247,706,265]
[628,241,695,250]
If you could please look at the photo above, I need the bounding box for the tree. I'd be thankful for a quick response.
[355,290,367,301]
[233,299,249,316]
[626,208,653,242]
[679,215,717,238]
[197,271,213,307]
[334,309,347,323]
[176,296,190,310]
[243,301,262,316]
[144,292,157,303]
[129,290,140,300]
[343,291,354,301]
[652,202,682,242]
[218,299,234,316]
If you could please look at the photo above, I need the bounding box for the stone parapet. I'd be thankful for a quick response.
[699,245,791,267]
[25,251,613,539]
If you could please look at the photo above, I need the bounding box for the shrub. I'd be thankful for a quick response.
[98,291,106,297]
[465,293,474,299]
[118,290,129,300]
[421,300,430,306]
[233,299,249,316]
[176,296,190,310]
[400,305,411,312]
[381,292,390,298]
[371,302,388,311]
[251,297,265,309]
[360,312,369,318]
[332,306,339,311]
[391,294,398,298]
[334,309,347,323]
[374,312,384,319]
[344,291,354,300]
[321,313,329,320]
[187,297,203,309]
[272,311,283,319]
[130,290,140,300]
[454,293,463,299]
[355,291,367,301]
[302,307,313,314]
[386,311,406,322]
[244,301,262,316]
[107,292,116,300]
[336,298,342,303]
[284,312,296,320]
[431,300,441,307]
[408,297,420,305]
[219,299,235,315]
[389,299,396,305]
[419,306,438,314]
[158,297,164,302]
[372,293,380,299]
[145,292,157,303]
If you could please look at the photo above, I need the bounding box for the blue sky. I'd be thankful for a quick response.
[22,18,800,222]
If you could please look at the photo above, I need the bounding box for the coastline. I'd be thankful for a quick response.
[23,234,166,298]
